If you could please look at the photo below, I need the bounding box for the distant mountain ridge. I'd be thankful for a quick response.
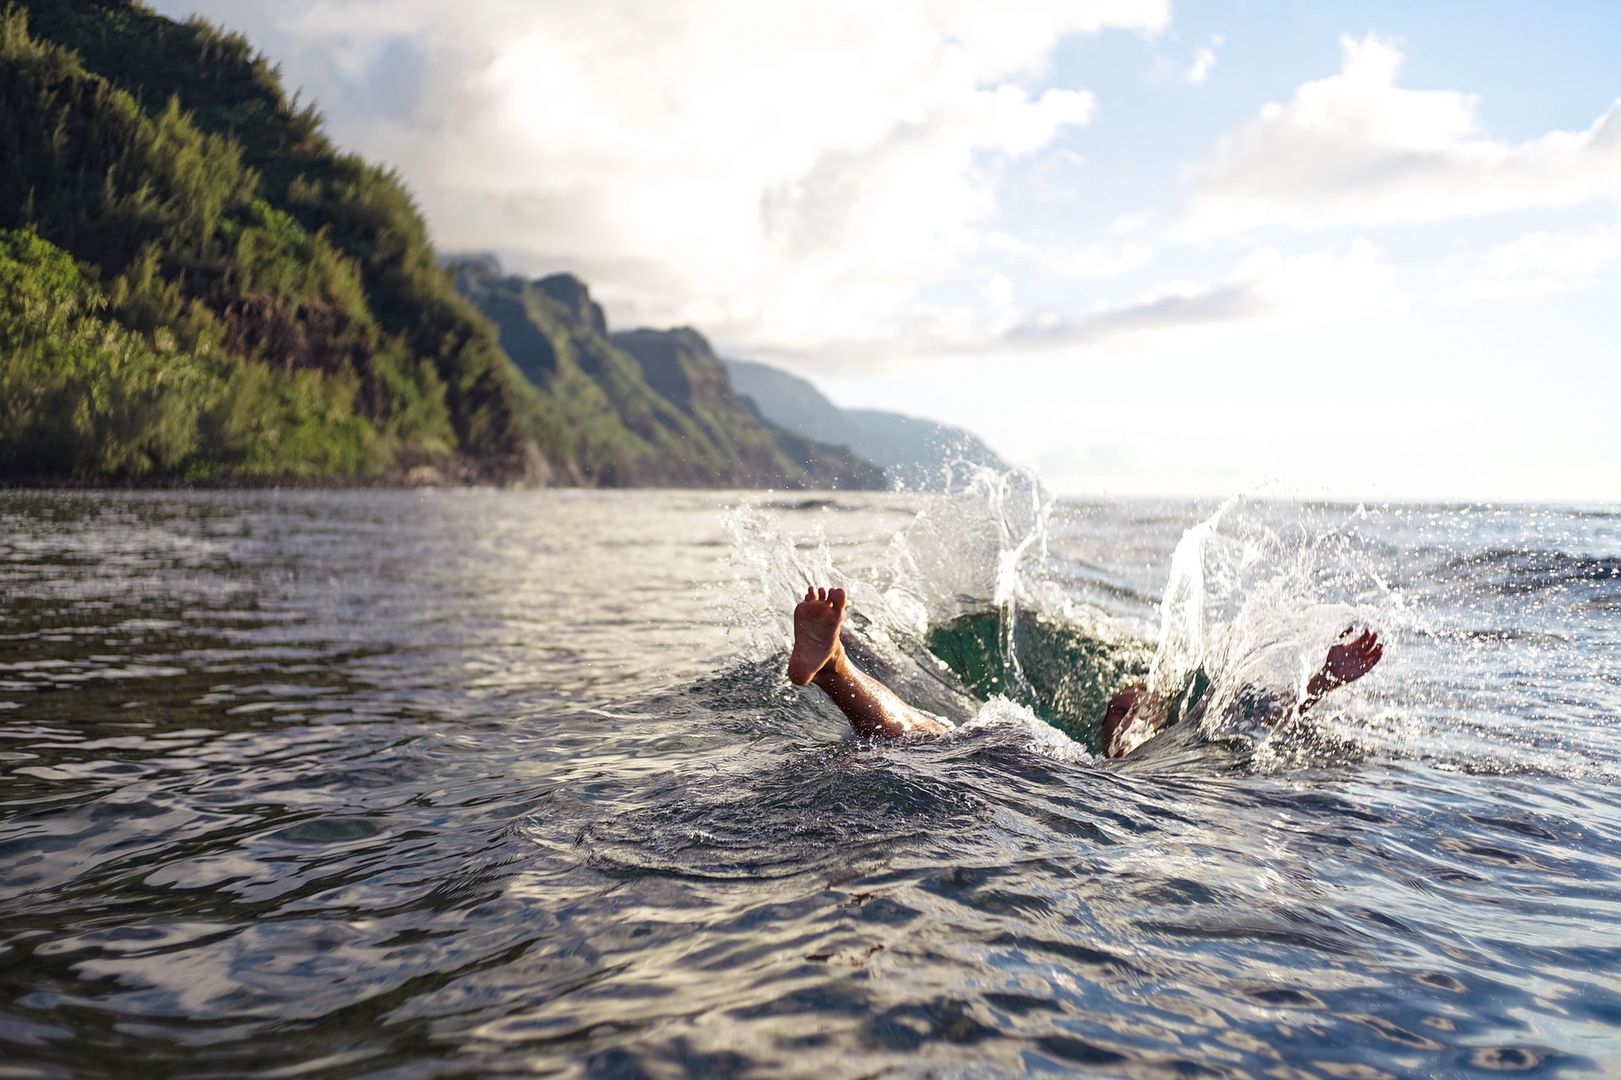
[724,358,1009,490]
[450,257,885,489]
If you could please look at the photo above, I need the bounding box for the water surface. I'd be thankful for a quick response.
[2,488,1619,1076]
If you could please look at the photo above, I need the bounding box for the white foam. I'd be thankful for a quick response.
[952,695,1096,765]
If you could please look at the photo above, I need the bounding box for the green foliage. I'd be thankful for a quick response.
[0,227,384,479]
[204,362,384,478]
[0,1,523,481]
[0,227,215,476]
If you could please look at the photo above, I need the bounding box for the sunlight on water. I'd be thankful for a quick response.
[2,487,1619,1076]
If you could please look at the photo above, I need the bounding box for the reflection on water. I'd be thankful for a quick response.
[1,488,1619,1076]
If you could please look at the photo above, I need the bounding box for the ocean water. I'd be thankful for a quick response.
[1,485,1619,1077]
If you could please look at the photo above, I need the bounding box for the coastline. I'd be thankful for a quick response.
[0,454,893,493]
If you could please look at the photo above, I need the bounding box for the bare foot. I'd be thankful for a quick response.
[788,586,846,685]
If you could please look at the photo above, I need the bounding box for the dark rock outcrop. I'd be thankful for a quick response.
[535,273,608,336]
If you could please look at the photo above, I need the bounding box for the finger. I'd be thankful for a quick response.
[817,587,826,602]
[805,586,815,602]
[1369,644,1383,666]
[1343,624,1356,639]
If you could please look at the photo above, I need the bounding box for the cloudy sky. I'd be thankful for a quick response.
[153,0,1621,501]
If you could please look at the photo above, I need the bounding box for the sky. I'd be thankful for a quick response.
[152,0,1621,502]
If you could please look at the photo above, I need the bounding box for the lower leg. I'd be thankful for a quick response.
[789,586,950,740]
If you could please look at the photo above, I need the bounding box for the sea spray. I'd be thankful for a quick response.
[721,501,841,663]
[949,695,1097,765]
[881,467,1056,697]
[1147,496,1237,698]
[1127,498,1404,759]
[723,468,1057,666]
[723,470,1112,754]
[724,478,1416,766]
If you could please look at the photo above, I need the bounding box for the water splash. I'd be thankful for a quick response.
[1123,499,1403,759]
[1147,496,1237,695]
[726,475,1398,762]
[950,695,1096,765]
[725,476,1621,777]
[724,467,1057,664]
[883,467,1054,700]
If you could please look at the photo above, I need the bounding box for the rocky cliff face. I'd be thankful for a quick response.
[452,258,885,489]
[534,274,608,337]
[611,326,886,490]
[611,328,747,413]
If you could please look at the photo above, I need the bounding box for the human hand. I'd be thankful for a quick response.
[1323,627,1383,687]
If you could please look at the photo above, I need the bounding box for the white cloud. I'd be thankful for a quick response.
[1184,34,1621,236]
[981,231,1156,282]
[1111,211,1154,235]
[1480,223,1621,278]
[1004,238,1399,349]
[1006,281,1265,348]
[1183,45,1217,85]
[739,238,1399,372]
[152,0,1167,358]
[1438,222,1621,303]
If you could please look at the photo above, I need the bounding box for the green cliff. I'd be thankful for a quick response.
[453,257,885,488]
[0,0,536,481]
[0,0,882,489]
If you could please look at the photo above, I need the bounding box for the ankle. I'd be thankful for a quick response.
[811,642,849,688]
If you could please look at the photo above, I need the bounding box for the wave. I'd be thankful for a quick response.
[1429,547,1621,596]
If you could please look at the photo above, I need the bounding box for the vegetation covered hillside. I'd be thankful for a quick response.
[0,0,549,481]
[453,257,884,488]
[0,0,886,488]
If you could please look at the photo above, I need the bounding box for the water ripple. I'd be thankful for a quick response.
[1,490,1618,1076]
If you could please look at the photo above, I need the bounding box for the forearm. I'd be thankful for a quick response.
[813,650,949,740]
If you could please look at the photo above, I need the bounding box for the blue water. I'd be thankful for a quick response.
[1,487,1619,1076]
